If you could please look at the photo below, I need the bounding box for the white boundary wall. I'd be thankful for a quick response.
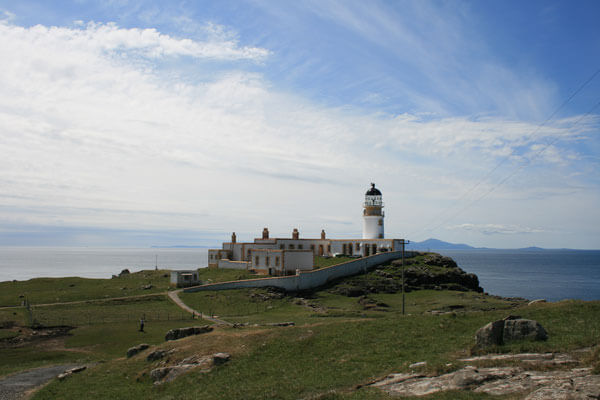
[184,250,415,293]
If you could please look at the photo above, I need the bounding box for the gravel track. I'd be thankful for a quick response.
[0,364,79,400]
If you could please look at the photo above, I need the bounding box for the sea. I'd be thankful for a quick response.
[0,247,599,302]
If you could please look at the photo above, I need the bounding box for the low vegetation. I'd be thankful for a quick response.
[0,270,172,306]
[1,253,598,400]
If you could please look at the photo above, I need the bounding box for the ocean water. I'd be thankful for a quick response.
[0,247,209,281]
[1,247,599,302]
[438,249,600,302]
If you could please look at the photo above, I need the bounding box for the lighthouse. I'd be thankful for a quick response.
[362,183,384,239]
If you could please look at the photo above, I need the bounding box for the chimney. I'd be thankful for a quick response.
[231,232,236,243]
[292,228,299,240]
[321,229,326,240]
[262,227,269,239]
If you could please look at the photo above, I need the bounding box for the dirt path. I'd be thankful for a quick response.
[0,364,79,400]
[167,290,233,326]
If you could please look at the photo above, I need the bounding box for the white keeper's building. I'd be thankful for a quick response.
[207,183,403,276]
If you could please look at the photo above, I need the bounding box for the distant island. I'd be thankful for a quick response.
[406,238,594,251]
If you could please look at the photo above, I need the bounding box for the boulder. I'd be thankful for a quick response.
[503,318,548,343]
[165,325,213,341]
[476,317,547,347]
[147,349,171,362]
[212,352,231,365]
[126,343,149,358]
[119,269,130,276]
[150,352,231,384]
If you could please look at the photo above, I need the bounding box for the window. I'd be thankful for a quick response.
[255,256,259,266]
[279,244,284,249]
[266,257,270,266]
[327,244,331,253]
[289,244,295,249]
[275,257,280,266]
[298,244,303,250]
[356,243,360,251]
[378,219,383,226]
[310,244,315,251]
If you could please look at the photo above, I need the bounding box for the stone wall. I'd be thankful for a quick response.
[184,250,415,293]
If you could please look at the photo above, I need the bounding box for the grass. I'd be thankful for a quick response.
[196,267,257,283]
[0,270,172,306]
[2,260,598,400]
[0,294,209,377]
[32,298,600,400]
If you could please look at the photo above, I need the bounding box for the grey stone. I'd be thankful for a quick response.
[475,317,547,347]
[147,349,169,362]
[212,352,231,365]
[475,320,505,346]
[266,322,295,327]
[126,343,149,358]
[503,319,547,342]
[165,325,213,341]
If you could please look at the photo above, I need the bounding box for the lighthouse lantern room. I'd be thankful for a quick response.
[362,183,384,239]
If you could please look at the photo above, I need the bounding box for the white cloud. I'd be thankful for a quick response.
[0,20,269,62]
[0,18,598,247]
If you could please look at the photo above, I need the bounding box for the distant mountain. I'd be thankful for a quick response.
[407,238,477,250]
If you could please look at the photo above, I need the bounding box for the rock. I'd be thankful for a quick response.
[57,366,87,380]
[475,317,547,347]
[266,322,295,327]
[150,367,172,382]
[65,366,86,374]
[503,318,547,342]
[409,361,427,369]
[126,343,149,358]
[141,284,153,290]
[476,320,505,347]
[528,299,547,306]
[150,352,231,384]
[119,269,130,276]
[212,352,231,365]
[165,325,213,341]
[147,349,171,362]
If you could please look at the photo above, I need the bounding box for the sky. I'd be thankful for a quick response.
[0,0,599,249]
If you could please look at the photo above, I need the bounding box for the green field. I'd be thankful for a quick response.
[0,291,202,377]
[0,270,172,306]
[1,260,599,399]
[32,297,600,400]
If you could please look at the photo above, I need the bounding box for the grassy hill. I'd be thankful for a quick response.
[1,254,599,399]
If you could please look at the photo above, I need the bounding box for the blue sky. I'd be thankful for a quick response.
[0,0,599,248]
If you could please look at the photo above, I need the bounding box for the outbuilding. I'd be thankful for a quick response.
[170,270,200,288]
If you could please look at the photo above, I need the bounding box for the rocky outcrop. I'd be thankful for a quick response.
[127,343,149,358]
[165,325,213,341]
[57,366,87,381]
[146,349,175,362]
[331,253,483,297]
[371,352,600,399]
[150,352,231,384]
[476,316,547,347]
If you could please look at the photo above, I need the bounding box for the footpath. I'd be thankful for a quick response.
[0,364,80,400]
[167,290,233,326]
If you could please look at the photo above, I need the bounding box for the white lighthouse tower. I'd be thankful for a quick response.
[362,183,384,239]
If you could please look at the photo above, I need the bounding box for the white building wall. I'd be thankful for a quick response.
[283,251,313,273]
[363,215,384,239]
